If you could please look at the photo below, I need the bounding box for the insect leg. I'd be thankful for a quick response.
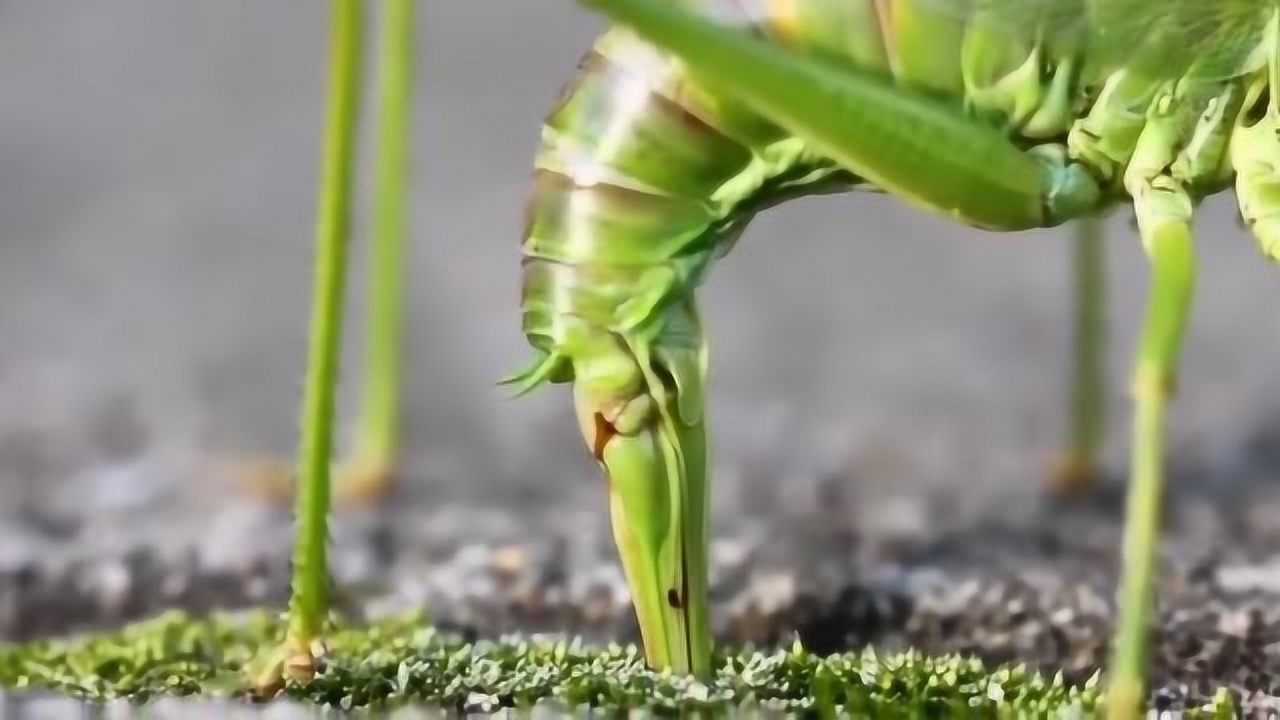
[251,0,365,695]
[1051,216,1108,498]
[339,0,415,505]
[1105,92,1200,720]
[234,0,422,510]
[579,0,1103,231]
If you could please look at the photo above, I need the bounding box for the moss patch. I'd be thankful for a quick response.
[0,610,1240,716]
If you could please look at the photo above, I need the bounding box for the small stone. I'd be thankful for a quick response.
[465,692,500,714]
[491,544,528,580]
[87,558,132,618]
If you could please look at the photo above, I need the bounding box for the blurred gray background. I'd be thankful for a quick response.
[3,2,1280,637]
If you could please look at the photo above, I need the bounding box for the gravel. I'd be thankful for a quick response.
[4,425,1280,714]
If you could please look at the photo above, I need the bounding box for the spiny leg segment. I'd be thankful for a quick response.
[253,0,415,692]
[277,0,364,687]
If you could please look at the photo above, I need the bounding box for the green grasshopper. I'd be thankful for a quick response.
[506,0,1280,717]
[254,0,1265,717]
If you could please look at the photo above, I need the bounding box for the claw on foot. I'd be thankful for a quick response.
[1047,452,1100,499]
[226,455,397,508]
[334,454,398,507]
[284,637,329,683]
[247,637,330,698]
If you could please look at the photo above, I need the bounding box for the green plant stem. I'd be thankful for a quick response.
[1106,222,1195,720]
[287,0,364,647]
[1067,216,1106,477]
[355,0,413,470]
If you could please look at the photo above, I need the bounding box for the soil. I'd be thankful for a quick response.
[5,429,1280,715]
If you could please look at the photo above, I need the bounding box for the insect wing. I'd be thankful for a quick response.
[909,0,1273,82]
[1089,0,1271,81]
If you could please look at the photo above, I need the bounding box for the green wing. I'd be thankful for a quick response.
[913,0,1274,81]
[1089,0,1272,80]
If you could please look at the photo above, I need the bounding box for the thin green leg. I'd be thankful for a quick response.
[286,0,364,661]
[342,0,414,504]
[1106,221,1195,720]
[252,0,364,692]
[1053,216,1108,496]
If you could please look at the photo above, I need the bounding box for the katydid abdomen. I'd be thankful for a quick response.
[514,16,867,676]
[513,0,1276,686]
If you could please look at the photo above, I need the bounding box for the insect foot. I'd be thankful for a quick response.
[567,302,712,678]
[247,636,330,698]
[1048,453,1102,499]
[227,455,397,509]
[333,453,398,507]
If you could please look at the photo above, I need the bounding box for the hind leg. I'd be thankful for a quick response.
[1050,216,1108,498]
[334,0,414,506]
[250,0,365,694]
[236,0,413,510]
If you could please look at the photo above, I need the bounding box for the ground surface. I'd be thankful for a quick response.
[5,1,1280,716]
[0,612,1130,716]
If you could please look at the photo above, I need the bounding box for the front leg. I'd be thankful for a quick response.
[1105,104,1200,719]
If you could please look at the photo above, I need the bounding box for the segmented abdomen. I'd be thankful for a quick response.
[516,1,1054,384]
[520,24,777,378]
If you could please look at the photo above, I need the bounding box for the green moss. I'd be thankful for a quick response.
[0,611,1240,717]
